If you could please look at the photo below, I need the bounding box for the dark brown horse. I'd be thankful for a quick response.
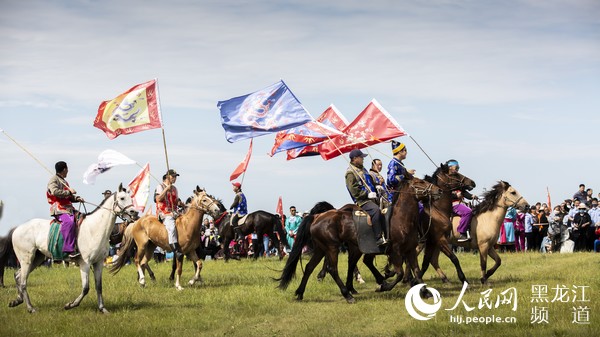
[277,176,441,303]
[218,210,287,261]
[415,163,476,284]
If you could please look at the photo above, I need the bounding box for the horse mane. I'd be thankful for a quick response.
[472,181,511,215]
[310,201,335,215]
[85,194,112,216]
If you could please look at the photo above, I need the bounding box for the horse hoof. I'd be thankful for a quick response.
[64,303,74,310]
[188,280,195,286]
[28,307,36,314]
[346,297,356,304]
[350,289,358,295]
[99,307,110,314]
[9,299,23,307]
[176,286,184,291]
[375,284,383,293]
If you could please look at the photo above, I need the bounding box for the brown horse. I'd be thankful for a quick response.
[427,181,528,285]
[110,186,225,290]
[415,163,476,284]
[277,176,441,303]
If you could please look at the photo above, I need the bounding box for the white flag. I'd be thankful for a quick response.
[83,149,136,185]
[128,163,150,212]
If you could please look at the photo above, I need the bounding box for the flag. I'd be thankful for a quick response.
[82,149,136,185]
[218,80,313,143]
[269,120,343,156]
[230,139,253,181]
[128,163,150,212]
[286,105,349,160]
[276,196,284,228]
[319,99,407,160]
[94,79,162,139]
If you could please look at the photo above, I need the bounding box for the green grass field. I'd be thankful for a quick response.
[0,251,598,337]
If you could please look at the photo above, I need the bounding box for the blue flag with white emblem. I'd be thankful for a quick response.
[218,80,313,143]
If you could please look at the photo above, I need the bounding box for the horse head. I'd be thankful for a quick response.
[113,183,138,221]
[406,175,442,201]
[498,181,529,211]
[190,186,223,218]
[430,163,476,192]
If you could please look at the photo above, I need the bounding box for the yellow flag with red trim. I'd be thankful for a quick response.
[94,79,162,139]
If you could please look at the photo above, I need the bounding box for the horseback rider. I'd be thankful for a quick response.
[369,158,390,209]
[345,149,386,246]
[386,141,415,204]
[230,182,248,242]
[447,159,478,242]
[47,161,85,259]
[155,169,184,258]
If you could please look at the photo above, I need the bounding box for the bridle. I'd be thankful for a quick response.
[504,193,524,209]
[112,192,135,221]
[187,192,219,215]
[435,171,469,192]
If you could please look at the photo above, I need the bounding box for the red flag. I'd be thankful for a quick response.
[94,79,162,139]
[276,196,284,228]
[318,99,407,160]
[128,163,150,212]
[286,105,350,160]
[230,139,253,181]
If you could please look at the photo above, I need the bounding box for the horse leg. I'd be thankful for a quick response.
[478,243,491,285]
[345,248,362,294]
[438,241,469,284]
[65,261,91,310]
[316,264,327,282]
[91,260,109,314]
[10,253,45,313]
[174,254,184,291]
[407,251,432,299]
[482,247,502,285]
[377,254,405,292]
[135,245,148,287]
[294,248,325,301]
[362,254,385,285]
[188,250,203,286]
[324,247,354,303]
[169,254,176,281]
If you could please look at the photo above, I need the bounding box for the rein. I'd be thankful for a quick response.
[81,192,134,221]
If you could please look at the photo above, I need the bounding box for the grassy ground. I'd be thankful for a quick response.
[0,251,598,337]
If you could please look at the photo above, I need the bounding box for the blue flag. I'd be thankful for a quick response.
[218,80,313,143]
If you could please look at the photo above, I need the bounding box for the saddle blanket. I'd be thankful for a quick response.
[353,211,385,255]
[48,220,67,261]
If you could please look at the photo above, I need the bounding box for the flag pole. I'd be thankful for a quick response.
[409,135,437,168]
[154,78,170,171]
[1,129,53,176]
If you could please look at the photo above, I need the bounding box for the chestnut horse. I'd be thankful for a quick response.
[110,187,224,290]
[277,176,441,303]
[427,181,528,284]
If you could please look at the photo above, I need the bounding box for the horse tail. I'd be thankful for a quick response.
[109,223,135,275]
[0,228,16,287]
[275,213,316,289]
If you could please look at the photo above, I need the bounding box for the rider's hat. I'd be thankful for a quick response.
[232,182,242,188]
[166,169,180,177]
[391,140,405,154]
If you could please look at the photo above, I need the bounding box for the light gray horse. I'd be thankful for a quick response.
[5,184,137,313]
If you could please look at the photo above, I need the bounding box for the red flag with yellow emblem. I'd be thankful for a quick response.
[94,79,162,139]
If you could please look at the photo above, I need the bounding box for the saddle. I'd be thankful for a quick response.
[230,214,249,227]
[353,210,386,255]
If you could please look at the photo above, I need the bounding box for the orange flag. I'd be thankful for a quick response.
[230,139,253,181]
[94,79,162,139]
[276,196,284,228]
[128,163,150,212]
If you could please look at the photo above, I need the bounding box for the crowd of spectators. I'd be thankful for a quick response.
[498,184,600,253]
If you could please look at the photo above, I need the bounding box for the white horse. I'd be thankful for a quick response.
[6,184,137,313]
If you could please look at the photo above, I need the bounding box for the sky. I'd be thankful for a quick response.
[0,0,599,235]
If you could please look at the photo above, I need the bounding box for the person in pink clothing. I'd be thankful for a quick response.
[515,209,526,252]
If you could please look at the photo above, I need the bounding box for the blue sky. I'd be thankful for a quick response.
[1,0,599,235]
